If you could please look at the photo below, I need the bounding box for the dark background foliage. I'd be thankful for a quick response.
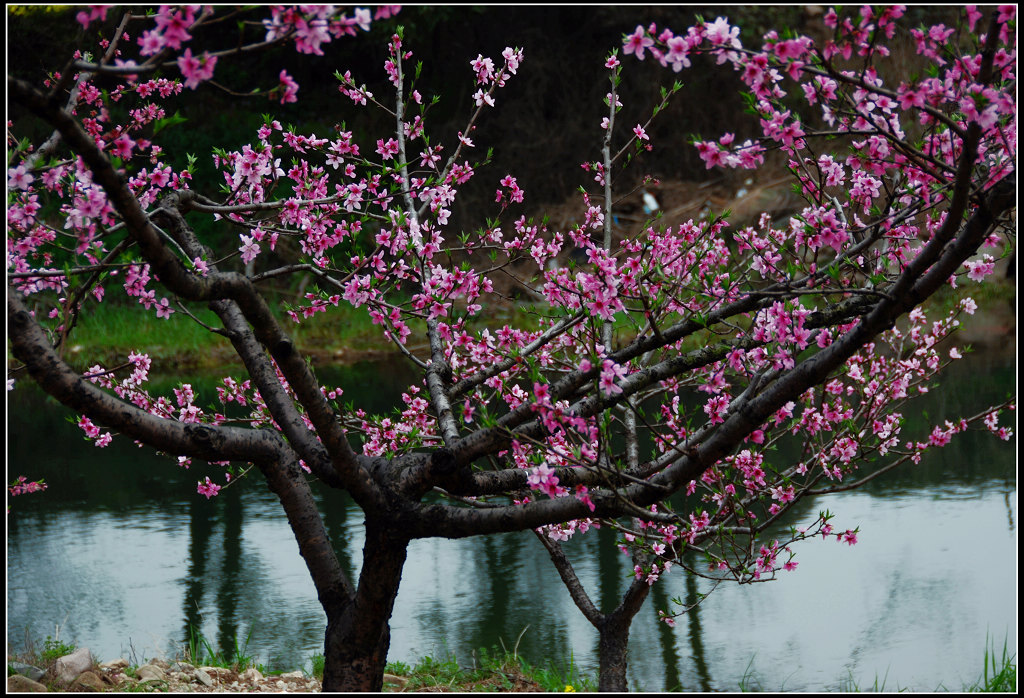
[8,5,961,240]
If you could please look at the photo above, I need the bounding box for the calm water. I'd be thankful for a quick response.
[6,353,1017,691]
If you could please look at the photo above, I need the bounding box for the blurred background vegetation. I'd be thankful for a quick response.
[8,5,970,332]
[7,6,962,224]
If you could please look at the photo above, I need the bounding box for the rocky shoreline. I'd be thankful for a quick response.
[5,644,551,693]
[6,646,337,693]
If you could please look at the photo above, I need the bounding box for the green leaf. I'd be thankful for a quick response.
[153,110,188,135]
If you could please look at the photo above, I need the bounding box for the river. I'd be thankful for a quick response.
[6,351,1016,690]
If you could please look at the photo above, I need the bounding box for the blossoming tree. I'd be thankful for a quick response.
[7,4,1015,692]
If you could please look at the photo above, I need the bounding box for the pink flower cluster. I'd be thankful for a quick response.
[470,47,524,107]
[9,476,48,497]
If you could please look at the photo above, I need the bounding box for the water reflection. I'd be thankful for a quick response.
[6,354,1016,690]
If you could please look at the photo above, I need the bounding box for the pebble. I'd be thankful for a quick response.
[194,667,216,687]
[136,664,167,682]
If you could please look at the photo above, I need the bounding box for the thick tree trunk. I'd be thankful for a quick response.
[321,521,410,691]
[322,613,392,691]
[597,617,632,692]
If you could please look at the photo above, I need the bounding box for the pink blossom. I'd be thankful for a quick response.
[76,5,109,29]
[703,395,728,425]
[473,89,495,107]
[470,54,495,83]
[8,165,34,191]
[376,138,400,160]
[527,464,561,498]
[278,70,299,104]
[177,49,217,90]
[599,359,627,396]
[623,25,654,60]
[705,17,740,47]
[575,485,596,512]
[239,235,260,264]
[78,415,101,438]
[197,477,222,499]
[353,7,372,32]
[665,36,691,70]
[965,256,995,282]
[155,297,174,319]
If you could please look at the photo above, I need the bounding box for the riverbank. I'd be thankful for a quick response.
[27,272,1018,374]
[6,639,590,693]
[7,636,1014,692]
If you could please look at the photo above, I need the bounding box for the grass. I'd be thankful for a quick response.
[183,624,264,674]
[306,635,596,692]
[32,254,1016,375]
[375,645,597,692]
[37,635,77,666]
[966,636,1017,693]
[57,291,393,371]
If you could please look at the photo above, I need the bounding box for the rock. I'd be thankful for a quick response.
[55,646,92,683]
[200,666,232,678]
[384,672,409,686]
[8,661,46,682]
[194,668,216,687]
[280,670,305,679]
[147,658,171,670]
[240,667,264,683]
[71,670,105,692]
[169,661,195,674]
[135,664,167,682]
[7,674,48,692]
[99,658,129,670]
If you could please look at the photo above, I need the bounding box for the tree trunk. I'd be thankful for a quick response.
[597,617,632,692]
[534,529,653,692]
[322,612,391,691]
[596,550,655,692]
[321,521,410,692]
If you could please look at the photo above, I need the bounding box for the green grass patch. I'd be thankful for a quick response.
[71,302,226,361]
[965,635,1017,693]
[379,645,596,692]
[184,624,262,673]
[37,636,77,666]
[61,293,398,370]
